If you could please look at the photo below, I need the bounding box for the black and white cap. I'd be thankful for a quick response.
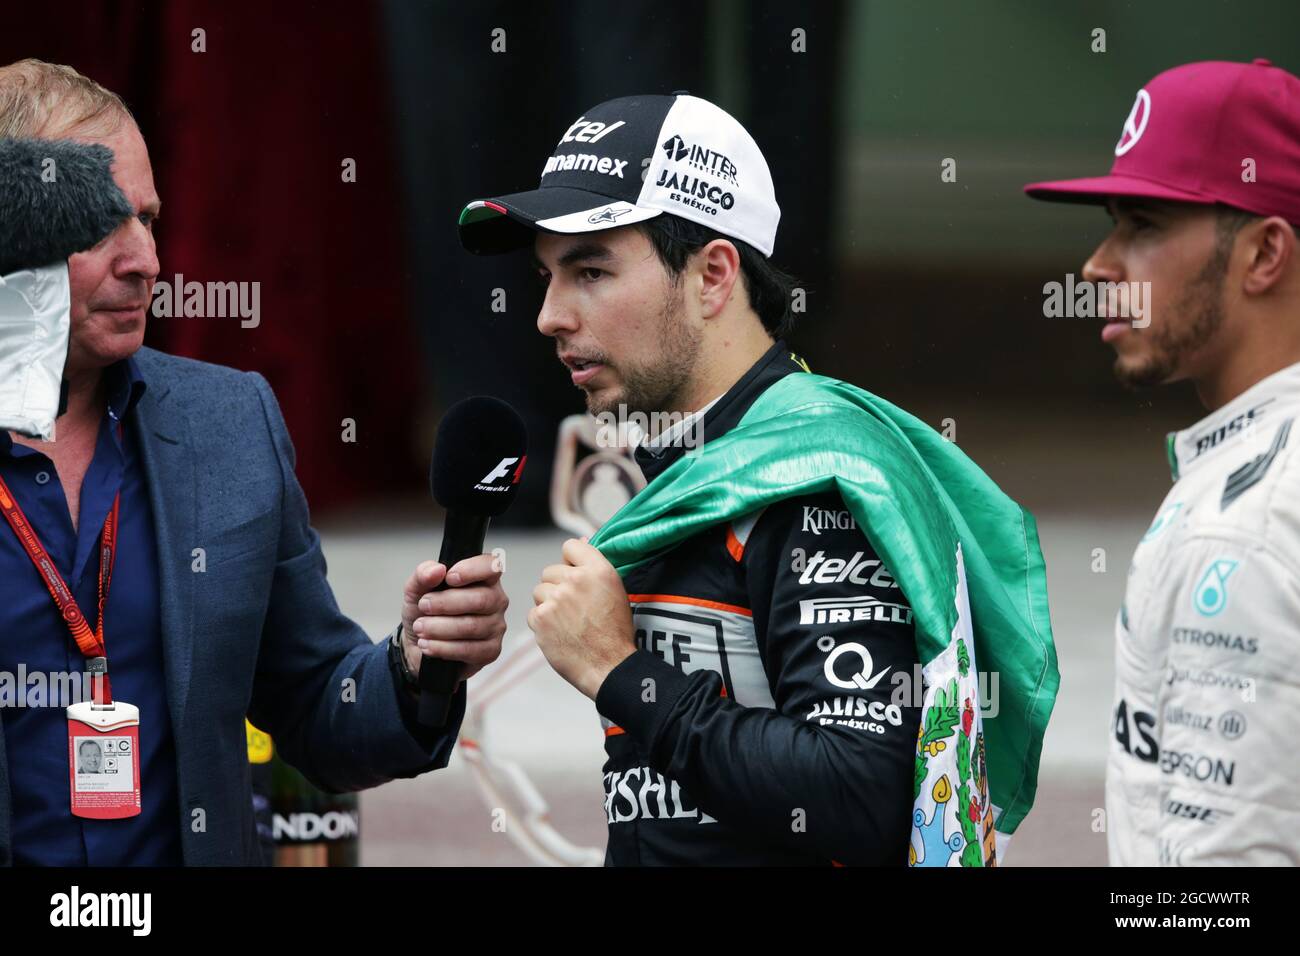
[458,93,780,257]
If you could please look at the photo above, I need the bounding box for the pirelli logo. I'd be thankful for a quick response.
[798,596,913,627]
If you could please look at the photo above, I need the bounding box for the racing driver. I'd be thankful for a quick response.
[460,93,1056,866]
[1026,58,1300,865]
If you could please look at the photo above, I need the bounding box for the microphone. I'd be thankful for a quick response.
[0,138,135,441]
[418,396,528,727]
[0,138,135,275]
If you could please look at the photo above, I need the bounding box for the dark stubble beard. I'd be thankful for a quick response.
[586,279,703,419]
[1114,243,1230,390]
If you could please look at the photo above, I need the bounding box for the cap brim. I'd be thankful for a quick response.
[458,186,663,255]
[1023,173,1219,207]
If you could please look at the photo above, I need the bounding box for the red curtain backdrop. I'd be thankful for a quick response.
[1,0,422,513]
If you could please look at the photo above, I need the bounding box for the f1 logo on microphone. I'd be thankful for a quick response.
[481,456,527,486]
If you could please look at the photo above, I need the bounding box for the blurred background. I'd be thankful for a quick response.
[5,0,1298,865]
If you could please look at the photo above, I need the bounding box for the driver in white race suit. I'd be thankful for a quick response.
[1026,58,1300,865]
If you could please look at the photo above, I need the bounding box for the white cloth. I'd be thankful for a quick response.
[0,263,71,442]
[1108,360,1300,865]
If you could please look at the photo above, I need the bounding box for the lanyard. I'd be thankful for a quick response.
[0,426,123,706]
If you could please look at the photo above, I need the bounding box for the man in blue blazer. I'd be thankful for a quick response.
[0,60,507,865]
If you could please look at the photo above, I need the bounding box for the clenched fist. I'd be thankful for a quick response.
[528,538,636,700]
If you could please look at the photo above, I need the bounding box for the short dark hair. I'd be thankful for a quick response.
[1213,203,1299,254]
[635,215,801,338]
[1214,204,1261,253]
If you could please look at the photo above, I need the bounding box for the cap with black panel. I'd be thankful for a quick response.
[458,93,780,257]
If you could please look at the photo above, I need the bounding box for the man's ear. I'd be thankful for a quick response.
[696,239,742,319]
[1241,216,1295,297]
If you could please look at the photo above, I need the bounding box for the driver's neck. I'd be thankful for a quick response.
[1193,336,1300,411]
[662,324,776,423]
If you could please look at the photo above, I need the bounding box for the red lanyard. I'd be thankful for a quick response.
[0,431,122,706]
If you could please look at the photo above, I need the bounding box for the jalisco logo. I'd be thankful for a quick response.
[1041,273,1151,327]
[653,168,735,216]
[806,695,903,733]
[660,134,740,185]
[1114,88,1152,156]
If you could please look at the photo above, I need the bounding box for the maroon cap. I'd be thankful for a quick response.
[1025,59,1300,224]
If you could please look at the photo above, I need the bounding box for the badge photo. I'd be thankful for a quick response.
[67,700,142,819]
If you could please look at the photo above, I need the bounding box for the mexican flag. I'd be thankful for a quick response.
[589,368,1059,866]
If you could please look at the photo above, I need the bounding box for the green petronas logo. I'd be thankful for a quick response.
[1193,559,1238,617]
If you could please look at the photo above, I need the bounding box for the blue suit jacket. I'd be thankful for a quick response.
[0,347,462,865]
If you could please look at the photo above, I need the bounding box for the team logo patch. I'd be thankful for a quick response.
[1192,559,1238,617]
[1115,89,1151,156]
[588,206,632,224]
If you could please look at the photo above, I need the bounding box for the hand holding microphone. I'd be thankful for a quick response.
[399,396,527,727]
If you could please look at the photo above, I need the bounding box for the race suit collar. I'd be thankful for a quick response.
[1168,359,1300,481]
[633,338,807,482]
[635,392,725,453]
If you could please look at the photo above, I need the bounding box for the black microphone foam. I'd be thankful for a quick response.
[429,395,528,515]
[417,396,527,728]
[0,138,135,275]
